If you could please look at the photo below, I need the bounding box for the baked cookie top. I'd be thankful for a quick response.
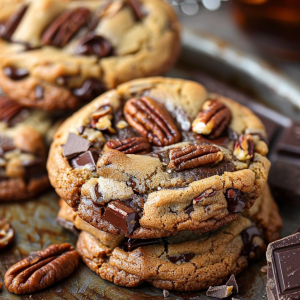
[48,77,271,238]
[0,96,53,200]
[0,0,180,110]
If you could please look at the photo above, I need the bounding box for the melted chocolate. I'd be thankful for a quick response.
[225,188,246,213]
[3,66,29,80]
[71,79,106,102]
[241,226,262,260]
[167,253,195,263]
[123,238,160,252]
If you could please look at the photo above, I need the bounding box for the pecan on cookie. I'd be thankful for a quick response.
[4,243,79,294]
[48,77,271,239]
[0,0,180,110]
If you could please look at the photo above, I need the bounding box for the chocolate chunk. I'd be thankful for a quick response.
[56,217,80,236]
[63,133,91,159]
[102,200,139,235]
[277,123,300,158]
[226,274,238,294]
[35,85,44,100]
[77,126,86,135]
[0,136,15,156]
[0,96,23,123]
[267,233,300,300]
[123,238,160,252]
[127,0,144,20]
[241,226,262,260]
[70,149,99,170]
[184,204,194,215]
[206,285,233,299]
[194,189,217,203]
[3,66,29,80]
[225,188,245,213]
[167,253,195,263]
[22,158,46,180]
[0,5,28,40]
[75,34,112,58]
[72,79,106,102]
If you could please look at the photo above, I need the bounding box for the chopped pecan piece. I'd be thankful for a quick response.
[0,97,23,123]
[42,8,91,47]
[192,99,231,139]
[124,97,181,147]
[0,218,14,250]
[0,5,28,41]
[233,134,254,161]
[127,0,144,20]
[168,145,223,171]
[106,137,151,154]
[91,105,115,134]
[4,243,79,294]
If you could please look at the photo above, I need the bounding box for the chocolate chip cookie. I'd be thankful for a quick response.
[0,96,52,201]
[72,185,282,292]
[0,0,180,111]
[48,77,271,238]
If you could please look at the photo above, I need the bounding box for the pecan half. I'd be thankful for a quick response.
[168,145,223,171]
[192,99,231,139]
[233,134,254,161]
[0,218,14,250]
[106,137,151,154]
[124,97,181,147]
[0,97,23,122]
[42,8,91,47]
[0,5,28,41]
[4,243,79,294]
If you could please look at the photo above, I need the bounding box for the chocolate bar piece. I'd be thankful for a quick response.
[267,233,300,300]
[226,274,238,294]
[206,285,233,298]
[102,201,139,235]
[70,149,99,170]
[63,133,91,159]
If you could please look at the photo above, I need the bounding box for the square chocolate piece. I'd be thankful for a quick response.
[267,233,300,300]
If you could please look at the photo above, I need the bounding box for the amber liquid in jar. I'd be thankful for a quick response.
[231,0,300,60]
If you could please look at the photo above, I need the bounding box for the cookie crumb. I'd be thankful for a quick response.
[260,265,268,273]
[163,289,169,298]
[206,285,233,298]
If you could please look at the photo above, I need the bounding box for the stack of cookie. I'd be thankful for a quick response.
[0,0,180,201]
[50,77,282,292]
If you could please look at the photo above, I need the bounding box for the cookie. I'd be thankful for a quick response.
[0,0,180,111]
[0,96,53,201]
[48,77,271,238]
[73,186,282,292]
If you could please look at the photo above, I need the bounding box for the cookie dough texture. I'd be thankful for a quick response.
[72,186,282,291]
[0,0,180,110]
[48,77,271,238]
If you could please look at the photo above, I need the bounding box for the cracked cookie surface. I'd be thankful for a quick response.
[48,77,271,238]
[71,185,282,291]
[0,0,180,110]
[0,96,56,201]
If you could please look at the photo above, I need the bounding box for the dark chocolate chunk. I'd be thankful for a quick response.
[267,233,300,300]
[3,66,29,80]
[225,188,245,213]
[0,5,28,40]
[70,149,99,170]
[0,136,15,156]
[123,238,160,252]
[94,184,102,199]
[35,85,44,100]
[241,226,262,260]
[206,285,233,299]
[75,34,112,58]
[63,133,91,159]
[56,217,80,236]
[184,204,194,215]
[72,78,106,102]
[102,200,139,235]
[22,158,46,180]
[127,0,144,20]
[226,274,238,294]
[0,96,23,122]
[77,126,86,135]
[167,253,195,263]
